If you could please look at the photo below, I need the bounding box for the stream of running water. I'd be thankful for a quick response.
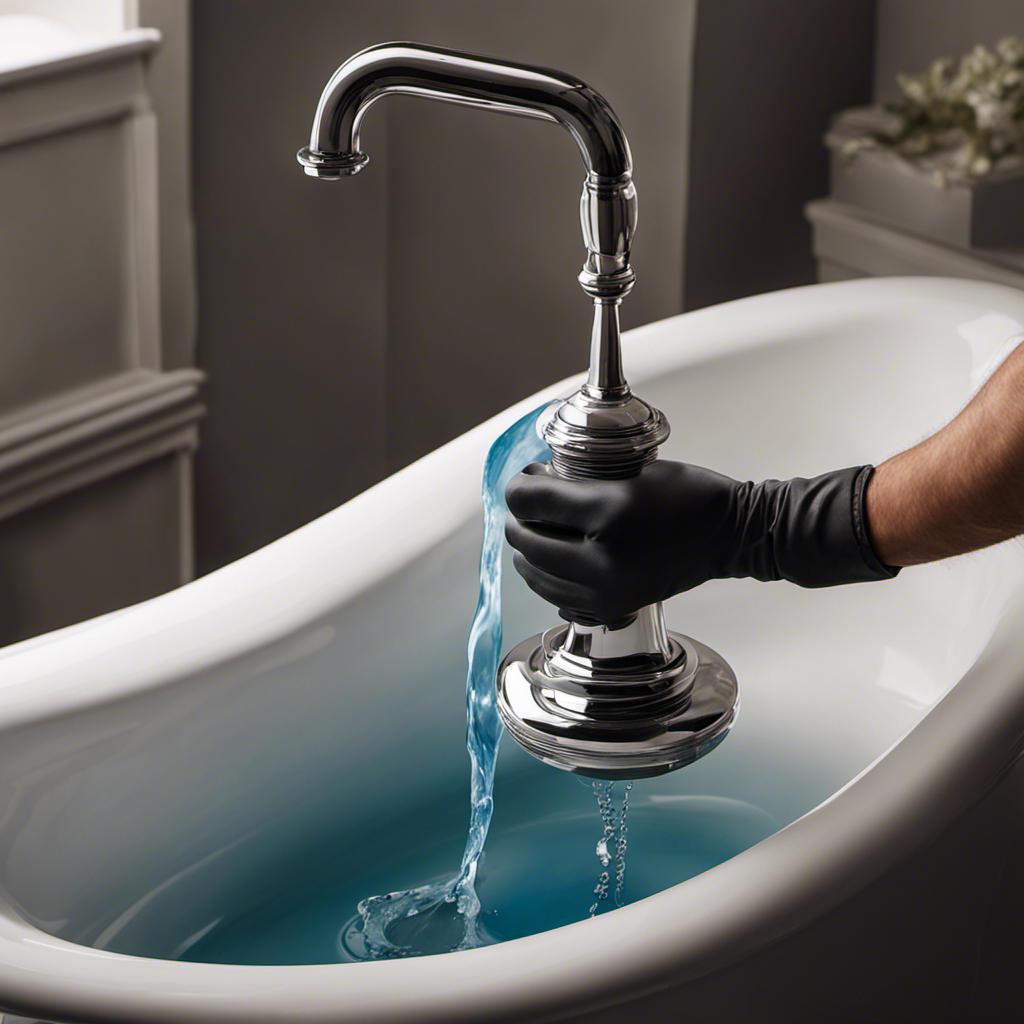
[342,403,555,959]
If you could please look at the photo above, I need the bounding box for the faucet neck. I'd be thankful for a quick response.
[301,42,738,781]
[586,300,628,396]
[301,42,632,180]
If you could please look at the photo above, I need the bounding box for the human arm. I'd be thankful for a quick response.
[866,339,1024,565]
[505,340,1024,623]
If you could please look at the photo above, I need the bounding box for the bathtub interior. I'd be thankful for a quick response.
[0,284,1022,966]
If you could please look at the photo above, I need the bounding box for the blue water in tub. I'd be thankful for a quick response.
[183,775,777,964]
[179,405,780,966]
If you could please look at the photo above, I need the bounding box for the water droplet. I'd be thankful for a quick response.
[590,779,634,915]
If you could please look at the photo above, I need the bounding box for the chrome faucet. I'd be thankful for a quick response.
[299,42,738,780]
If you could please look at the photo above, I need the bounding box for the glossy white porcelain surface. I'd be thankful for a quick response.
[2,278,1024,1023]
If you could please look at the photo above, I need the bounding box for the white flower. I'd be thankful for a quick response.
[996,36,1024,64]
[896,72,929,104]
[846,35,1024,183]
[970,153,993,176]
[966,90,1014,132]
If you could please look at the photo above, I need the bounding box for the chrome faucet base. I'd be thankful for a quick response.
[497,615,738,780]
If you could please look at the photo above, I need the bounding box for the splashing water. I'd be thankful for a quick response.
[341,404,552,960]
[589,780,633,916]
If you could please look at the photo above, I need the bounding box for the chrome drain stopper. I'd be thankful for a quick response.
[497,611,738,780]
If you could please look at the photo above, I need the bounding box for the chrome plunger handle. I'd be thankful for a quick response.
[298,42,738,779]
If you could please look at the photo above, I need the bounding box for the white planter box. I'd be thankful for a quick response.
[826,107,1024,248]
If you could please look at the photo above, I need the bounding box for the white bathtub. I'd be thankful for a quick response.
[2,277,1024,1023]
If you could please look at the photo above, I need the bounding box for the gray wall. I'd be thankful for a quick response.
[140,0,197,370]
[381,2,695,472]
[684,0,876,310]
[192,1,394,573]
[192,0,696,573]
[874,0,1023,104]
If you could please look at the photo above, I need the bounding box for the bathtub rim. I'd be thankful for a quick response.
[1,274,1018,727]
[1,277,1024,1022]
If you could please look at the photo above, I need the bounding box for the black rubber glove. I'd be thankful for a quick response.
[504,460,899,624]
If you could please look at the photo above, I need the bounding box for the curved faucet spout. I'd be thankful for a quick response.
[297,42,637,311]
[298,41,632,182]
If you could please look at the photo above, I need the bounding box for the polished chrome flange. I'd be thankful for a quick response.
[497,615,739,780]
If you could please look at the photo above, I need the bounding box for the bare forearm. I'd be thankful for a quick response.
[866,340,1024,566]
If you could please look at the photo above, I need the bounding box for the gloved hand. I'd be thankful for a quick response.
[504,460,898,624]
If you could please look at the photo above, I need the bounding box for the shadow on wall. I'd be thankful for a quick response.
[191,0,875,576]
[684,1,876,311]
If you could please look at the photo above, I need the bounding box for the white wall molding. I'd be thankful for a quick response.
[0,370,204,522]
[0,15,204,644]
[1,24,165,411]
[137,0,196,370]
[0,27,159,144]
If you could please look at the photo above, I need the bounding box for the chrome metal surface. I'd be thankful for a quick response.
[555,605,673,667]
[543,382,670,480]
[299,42,737,779]
[497,630,739,780]
[300,42,630,176]
[296,41,635,273]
